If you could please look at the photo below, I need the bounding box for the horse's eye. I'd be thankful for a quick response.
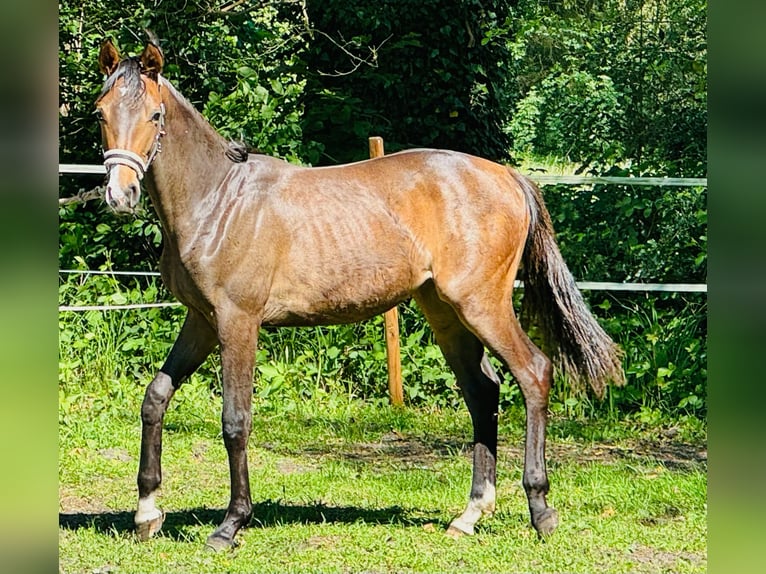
[93,109,105,122]
[151,110,162,123]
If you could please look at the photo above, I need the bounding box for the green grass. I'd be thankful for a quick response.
[59,375,706,573]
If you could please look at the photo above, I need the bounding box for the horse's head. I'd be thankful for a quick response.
[95,40,166,213]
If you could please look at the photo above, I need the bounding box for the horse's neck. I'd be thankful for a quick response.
[145,82,232,242]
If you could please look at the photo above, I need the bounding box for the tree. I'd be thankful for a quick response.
[505,0,707,176]
[301,0,517,164]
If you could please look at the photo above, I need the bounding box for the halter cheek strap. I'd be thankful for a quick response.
[102,78,166,181]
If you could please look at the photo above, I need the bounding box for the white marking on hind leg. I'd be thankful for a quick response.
[135,492,163,525]
[448,481,496,536]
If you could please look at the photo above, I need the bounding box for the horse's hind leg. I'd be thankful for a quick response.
[507,320,558,535]
[447,351,504,537]
[414,282,502,537]
[136,308,217,540]
[457,296,559,536]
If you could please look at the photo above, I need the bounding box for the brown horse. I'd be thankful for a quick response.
[94,39,624,550]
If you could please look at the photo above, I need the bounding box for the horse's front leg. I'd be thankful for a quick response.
[136,308,217,540]
[205,311,260,551]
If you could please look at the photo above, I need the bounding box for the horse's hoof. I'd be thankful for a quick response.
[205,533,238,552]
[446,520,473,538]
[135,512,165,541]
[533,507,559,537]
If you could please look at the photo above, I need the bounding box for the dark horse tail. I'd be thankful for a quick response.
[512,170,626,398]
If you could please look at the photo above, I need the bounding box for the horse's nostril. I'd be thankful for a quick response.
[128,183,140,203]
[105,186,118,207]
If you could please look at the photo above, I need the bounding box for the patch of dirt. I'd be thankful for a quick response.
[276,458,316,475]
[191,441,209,461]
[59,488,111,514]
[97,447,132,462]
[297,534,343,551]
[627,543,706,572]
[292,431,706,472]
[540,438,707,471]
[322,432,470,468]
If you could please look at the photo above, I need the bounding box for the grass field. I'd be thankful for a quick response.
[59,377,706,573]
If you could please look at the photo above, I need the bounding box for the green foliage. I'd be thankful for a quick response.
[58,201,163,272]
[537,176,706,418]
[505,0,707,176]
[203,70,312,163]
[543,180,707,284]
[301,0,515,164]
[58,272,184,382]
[191,3,322,163]
[546,292,707,419]
[601,294,707,416]
[509,70,625,164]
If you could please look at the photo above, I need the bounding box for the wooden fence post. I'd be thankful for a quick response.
[368,136,404,407]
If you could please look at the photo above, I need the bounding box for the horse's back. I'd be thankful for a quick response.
[260,148,527,239]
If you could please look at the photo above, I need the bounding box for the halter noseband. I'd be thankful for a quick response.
[102,77,166,180]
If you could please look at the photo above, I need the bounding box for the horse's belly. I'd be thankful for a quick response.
[261,296,408,327]
[262,260,428,327]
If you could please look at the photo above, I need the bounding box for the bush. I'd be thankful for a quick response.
[542,179,707,284]
[59,272,706,420]
[509,70,625,165]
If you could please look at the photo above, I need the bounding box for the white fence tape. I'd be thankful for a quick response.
[59,302,183,312]
[530,174,707,187]
[58,275,706,312]
[59,164,707,187]
[60,269,161,276]
[576,281,706,292]
[59,164,106,175]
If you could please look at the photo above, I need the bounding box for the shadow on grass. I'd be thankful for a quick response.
[59,499,439,541]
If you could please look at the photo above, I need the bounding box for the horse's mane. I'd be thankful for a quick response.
[98,57,145,103]
[225,141,249,163]
[226,140,265,163]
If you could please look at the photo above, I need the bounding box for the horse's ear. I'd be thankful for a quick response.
[98,40,120,77]
[140,42,164,79]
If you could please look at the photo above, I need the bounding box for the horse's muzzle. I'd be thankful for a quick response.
[105,181,140,214]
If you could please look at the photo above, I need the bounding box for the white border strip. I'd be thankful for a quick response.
[530,175,707,187]
[575,281,707,293]
[59,164,107,175]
